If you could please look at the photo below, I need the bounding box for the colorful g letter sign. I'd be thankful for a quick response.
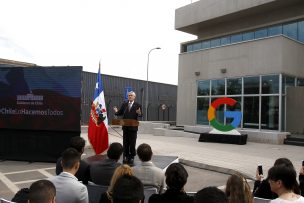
[208,97,242,132]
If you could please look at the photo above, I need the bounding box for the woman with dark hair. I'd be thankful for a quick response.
[268,165,304,202]
[225,172,253,203]
[149,163,193,203]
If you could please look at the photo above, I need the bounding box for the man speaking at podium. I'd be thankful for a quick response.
[113,91,142,165]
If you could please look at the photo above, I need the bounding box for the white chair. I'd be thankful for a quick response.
[254,197,271,203]
[144,187,158,203]
[86,182,108,203]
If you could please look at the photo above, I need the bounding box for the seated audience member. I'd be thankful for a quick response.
[268,165,304,202]
[11,188,30,203]
[112,174,144,203]
[149,163,194,203]
[194,186,228,203]
[90,142,123,185]
[28,179,56,203]
[99,164,133,203]
[132,143,165,193]
[254,158,300,199]
[225,173,253,203]
[56,136,90,184]
[299,163,304,196]
[49,148,89,203]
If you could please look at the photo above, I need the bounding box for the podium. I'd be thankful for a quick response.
[111,119,139,127]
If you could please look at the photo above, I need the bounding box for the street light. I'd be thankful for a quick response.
[145,47,161,121]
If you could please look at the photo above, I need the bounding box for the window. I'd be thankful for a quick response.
[211,79,225,95]
[193,42,202,51]
[227,78,242,95]
[283,22,297,40]
[221,36,230,45]
[244,76,260,94]
[262,75,279,94]
[261,96,279,130]
[198,80,210,96]
[202,41,210,49]
[210,38,221,47]
[297,78,304,86]
[255,28,267,39]
[242,32,254,41]
[243,96,259,129]
[197,98,210,125]
[268,25,282,36]
[231,34,242,43]
[298,21,304,42]
[282,76,295,94]
[186,44,193,52]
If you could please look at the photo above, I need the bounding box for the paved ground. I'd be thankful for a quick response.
[0,127,303,200]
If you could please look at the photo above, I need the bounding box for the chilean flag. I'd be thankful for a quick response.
[88,66,109,154]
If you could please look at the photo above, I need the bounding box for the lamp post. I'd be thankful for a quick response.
[145,47,161,121]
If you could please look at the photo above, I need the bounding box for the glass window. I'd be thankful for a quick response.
[282,76,295,94]
[281,96,285,131]
[197,98,210,125]
[221,36,230,45]
[211,97,224,124]
[261,96,279,130]
[244,76,260,94]
[262,75,279,94]
[186,44,193,52]
[227,78,242,95]
[297,78,304,86]
[231,34,242,43]
[211,79,225,95]
[298,21,304,43]
[198,80,210,96]
[242,32,254,41]
[193,42,202,51]
[210,39,220,47]
[243,96,259,129]
[202,41,210,49]
[226,97,242,127]
[268,25,282,36]
[283,22,298,40]
[255,28,267,39]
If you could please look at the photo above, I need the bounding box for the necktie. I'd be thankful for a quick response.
[128,102,132,111]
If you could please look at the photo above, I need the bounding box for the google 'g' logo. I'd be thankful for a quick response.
[207,97,242,132]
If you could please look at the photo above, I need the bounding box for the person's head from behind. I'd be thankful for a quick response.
[11,188,29,203]
[165,163,188,191]
[225,173,252,203]
[137,143,152,162]
[112,174,144,203]
[28,179,56,203]
[69,136,85,154]
[268,165,297,194]
[274,158,294,168]
[194,186,228,203]
[107,142,123,161]
[108,164,133,193]
[61,147,81,172]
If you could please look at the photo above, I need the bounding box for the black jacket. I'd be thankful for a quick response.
[149,189,193,203]
[115,101,142,131]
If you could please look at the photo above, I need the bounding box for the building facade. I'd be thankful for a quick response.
[175,0,304,142]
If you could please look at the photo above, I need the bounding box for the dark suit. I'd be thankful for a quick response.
[90,159,121,186]
[115,101,142,160]
[149,189,194,203]
[56,157,91,184]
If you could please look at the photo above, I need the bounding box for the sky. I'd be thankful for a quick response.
[0,0,196,85]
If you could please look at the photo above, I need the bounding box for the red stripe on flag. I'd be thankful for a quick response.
[88,116,108,154]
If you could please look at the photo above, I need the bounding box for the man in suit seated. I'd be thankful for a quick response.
[56,136,90,184]
[132,143,165,193]
[28,180,56,203]
[90,142,123,185]
[49,148,89,203]
[112,175,144,203]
